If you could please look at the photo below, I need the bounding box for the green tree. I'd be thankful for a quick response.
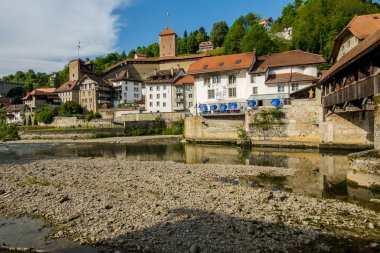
[241,24,276,55]
[223,17,246,54]
[210,21,229,48]
[58,101,83,117]
[146,43,160,57]
[35,105,57,124]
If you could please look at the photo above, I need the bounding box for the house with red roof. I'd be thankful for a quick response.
[22,88,60,111]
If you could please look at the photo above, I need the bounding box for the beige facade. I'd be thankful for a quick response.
[78,76,112,113]
[58,90,79,104]
[336,34,359,61]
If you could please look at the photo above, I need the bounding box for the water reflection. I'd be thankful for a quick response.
[3,142,380,210]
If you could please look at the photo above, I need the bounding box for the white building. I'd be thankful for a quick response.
[145,69,184,113]
[5,104,28,124]
[258,17,273,31]
[275,27,292,41]
[187,52,256,114]
[248,50,325,106]
[110,70,143,107]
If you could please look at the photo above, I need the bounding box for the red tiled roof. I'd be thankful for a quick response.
[56,80,79,92]
[259,17,272,24]
[160,27,176,36]
[79,74,112,87]
[320,29,380,84]
[174,75,194,85]
[22,88,57,100]
[330,14,380,61]
[110,70,142,82]
[250,50,325,73]
[266,72,319,84]
[187,52,256,74]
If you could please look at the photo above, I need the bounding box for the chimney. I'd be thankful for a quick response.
[171,67,174,76]
[126,70,130,78]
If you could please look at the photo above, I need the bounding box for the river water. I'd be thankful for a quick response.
[0,142,379,252]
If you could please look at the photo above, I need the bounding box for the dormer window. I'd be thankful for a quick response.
[203,65,208,69]
[235,60,241,64]
[219,62,224,66]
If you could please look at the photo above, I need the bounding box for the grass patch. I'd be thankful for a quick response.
[147,189,161,197]
[25,178,50,186]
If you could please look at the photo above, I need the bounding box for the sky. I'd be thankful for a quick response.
[0,0,293,77]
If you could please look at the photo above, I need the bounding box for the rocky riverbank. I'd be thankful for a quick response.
[0,156,379,252]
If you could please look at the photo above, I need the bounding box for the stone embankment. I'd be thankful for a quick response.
[0,156,379,252]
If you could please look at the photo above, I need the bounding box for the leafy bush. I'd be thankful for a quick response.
[58,101,83,117]
[35,105,57,124]
[85,112,102,122]
[250,108,285,139]
[236,126,247,140]
[124,119,184,137]
[0,123,19,141]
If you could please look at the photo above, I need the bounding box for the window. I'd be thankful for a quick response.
[163,85,166,90]
[124,93,127,97]
[212,75,221,84]
[176,87,182,93]
[204,77,210,85]
[228,87,237,98]
[235,60,241,64]
[219,62,224,66]
[228,75,236,84]
[163,93,167,98]
[253,87,258,95]
[189,102,193,107]
[251,76,256,83]
[134,82,139,86]
[156,101,160,106]
[188,85,193,90]
[189,94,193,98]
[208,89,215,99]
[291,83,299,91]
[203,65,208,69]
[278,83,285,92]
[134,87,139,92]
[149,87,153,91]
[163,102,166,107]
[134,94,139,98]
[156,86,160,91]
[149,94,153,99]
[156,94,160,99]
[149,102,153,107]
[125,86,128,91]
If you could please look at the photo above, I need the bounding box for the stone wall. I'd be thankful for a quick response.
[246,99,321,143]
[120,112,185,124]
[40,117,118,128]
[319,111,374,147]
[185,115,245,142]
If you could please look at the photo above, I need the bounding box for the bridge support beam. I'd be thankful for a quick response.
[374,93,380,150]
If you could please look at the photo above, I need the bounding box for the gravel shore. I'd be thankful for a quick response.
[0,156,379,252]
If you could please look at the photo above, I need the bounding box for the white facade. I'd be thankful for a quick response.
[112,81,143,107]
[145,83,173,112]
[194,70,252,112]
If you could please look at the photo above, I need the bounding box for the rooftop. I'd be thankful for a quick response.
[160,27,176,36]
[174,75,195,85]
[56,80,79,92]
[250,50,325,73]
[187,52,256,74]
[266,72,319,84]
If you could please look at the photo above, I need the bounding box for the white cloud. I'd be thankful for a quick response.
[0,0,132,76]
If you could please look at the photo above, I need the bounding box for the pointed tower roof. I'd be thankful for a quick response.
[160,27,176,36]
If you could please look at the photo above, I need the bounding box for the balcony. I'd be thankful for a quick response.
[175,98,183,103]
[323,74,380,108]
[173,105,184,111]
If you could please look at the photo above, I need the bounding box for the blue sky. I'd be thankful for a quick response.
[0,0,293,76]
[115,0,293,53]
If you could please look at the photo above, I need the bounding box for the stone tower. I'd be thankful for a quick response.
[159,27,178,58]
[69,59,81,81]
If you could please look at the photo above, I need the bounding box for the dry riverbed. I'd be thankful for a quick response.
[0,156,379,252]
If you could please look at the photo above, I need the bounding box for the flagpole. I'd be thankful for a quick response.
[78,41,80,59]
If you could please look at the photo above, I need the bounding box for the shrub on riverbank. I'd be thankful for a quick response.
[85,112,102,122]
[0,123,19,141]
